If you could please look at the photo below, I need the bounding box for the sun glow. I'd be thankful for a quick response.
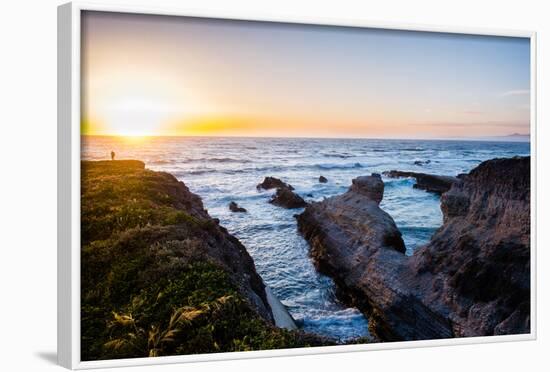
[82,71,202,136]
[101,96,179,136]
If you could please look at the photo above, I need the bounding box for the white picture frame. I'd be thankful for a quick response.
[57,1,537,369]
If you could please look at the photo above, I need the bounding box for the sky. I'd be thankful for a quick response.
[81,11,531,139]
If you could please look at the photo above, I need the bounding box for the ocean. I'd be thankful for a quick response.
[82,136,530,342]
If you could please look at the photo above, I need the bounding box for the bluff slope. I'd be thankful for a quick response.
[81,160,326,360]
[297,157,530,341]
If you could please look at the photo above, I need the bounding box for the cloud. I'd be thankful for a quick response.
[500,89,530,97]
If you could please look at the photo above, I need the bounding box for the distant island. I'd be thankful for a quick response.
[504,133,531,141]
[444,134,530,142]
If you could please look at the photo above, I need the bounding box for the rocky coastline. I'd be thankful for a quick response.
[82,156,530,357]
[297,157,530,341]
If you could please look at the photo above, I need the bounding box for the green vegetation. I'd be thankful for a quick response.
[81,160,329,361]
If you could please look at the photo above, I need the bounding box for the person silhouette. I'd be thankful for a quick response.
[111,151,115,161]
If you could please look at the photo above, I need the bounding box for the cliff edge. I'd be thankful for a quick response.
[81,160,326,360]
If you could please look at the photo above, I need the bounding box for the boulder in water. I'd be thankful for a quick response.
[319,175,328,183]
[229,201,247,213]
[257,176,294,191]
[270,187,307,209]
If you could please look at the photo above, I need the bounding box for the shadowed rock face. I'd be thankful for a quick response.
[413,156,531,337]
[298,157,530,341]
[383,170,460,195]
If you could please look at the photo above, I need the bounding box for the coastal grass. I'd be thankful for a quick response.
[81,160,328,360]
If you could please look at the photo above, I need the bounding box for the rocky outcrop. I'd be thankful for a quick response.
[319,176,328,183]
[414,156,531,337]
[298,157,530,341]
[383,170,459,195]
[229,201,247,213]
[257,176,294,191]
[270,187,307,209]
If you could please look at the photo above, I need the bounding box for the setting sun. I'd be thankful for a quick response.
[101,96,177,136]
[81,52,201,136]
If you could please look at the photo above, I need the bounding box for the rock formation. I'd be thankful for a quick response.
[383,170,459,195]
[270,186,307,209]
[257,176,294,191]
[229,201,247,213]
[257,176,306,209]
[319,175,328,183]
[298,157,530,341]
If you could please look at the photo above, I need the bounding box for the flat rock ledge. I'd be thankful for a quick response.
[383,170,460,195]
[297,157,530,341]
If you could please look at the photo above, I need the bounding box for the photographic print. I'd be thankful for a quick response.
[78,10,531,362]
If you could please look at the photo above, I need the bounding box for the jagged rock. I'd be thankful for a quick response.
[257,176,294,191]
[383,170,459,195]
[270,187,307,209]
[298,157,530,341]
[229,201,247,213]
[319,175,328,183]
